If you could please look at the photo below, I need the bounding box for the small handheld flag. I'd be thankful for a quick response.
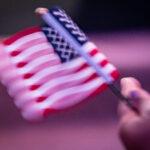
[0,7,138,121]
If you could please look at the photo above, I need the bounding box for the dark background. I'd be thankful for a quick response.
[0,0,150,34]
[79,0,150,31]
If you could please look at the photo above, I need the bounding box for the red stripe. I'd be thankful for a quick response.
[17,62,27,68]
[9,38,48,56]
[36,96,48,102]
[89,48,98,56]
[110,70,119,80]
[83,73,98,83]
[43,108,57,117]
[75,63,88,72]
[90,83,108,97]
[23,73,34,79]
[3,26,41,45]
[29,84,41,90]
[10,50,21,57]
[100,59,108,67]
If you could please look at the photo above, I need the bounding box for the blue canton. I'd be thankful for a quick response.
[42,24,78,63]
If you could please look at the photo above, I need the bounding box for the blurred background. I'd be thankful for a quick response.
[0,0,150,150]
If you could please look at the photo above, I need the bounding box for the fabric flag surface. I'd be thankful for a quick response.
[0,24,119,121]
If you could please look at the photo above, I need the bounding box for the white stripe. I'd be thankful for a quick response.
[29,67,95,93]
[5,32,45,52]
[93,53,106,63]
[23,57,85,85]
[101,63,116,76]
[31,77,105,109]
[17,57,83,75]
[82,41,97,53]
[17,54,59,74]
[10,43,52,63]
[21,51,106,83]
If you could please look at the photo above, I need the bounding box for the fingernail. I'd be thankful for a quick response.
[129,91,140,107]
[130,91,139,99]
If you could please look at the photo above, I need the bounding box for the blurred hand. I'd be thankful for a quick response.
[118,77,150,150]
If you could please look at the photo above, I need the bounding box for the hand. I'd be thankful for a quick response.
[118,77,150,150]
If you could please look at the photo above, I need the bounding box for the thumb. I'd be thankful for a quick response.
[120,77,150,118]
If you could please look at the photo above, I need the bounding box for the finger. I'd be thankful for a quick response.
[118,102,134,118]
[121,77,150,117]
[118,77,141,121]
[35,7,49,16]
[118,102,141,142]
[139,91,150,118]
[120,77,141,98]
[118,102,140,128]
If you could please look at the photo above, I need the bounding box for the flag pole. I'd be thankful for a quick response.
[35,8,139,114]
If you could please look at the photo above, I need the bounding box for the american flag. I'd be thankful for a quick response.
[0,9,119,121]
